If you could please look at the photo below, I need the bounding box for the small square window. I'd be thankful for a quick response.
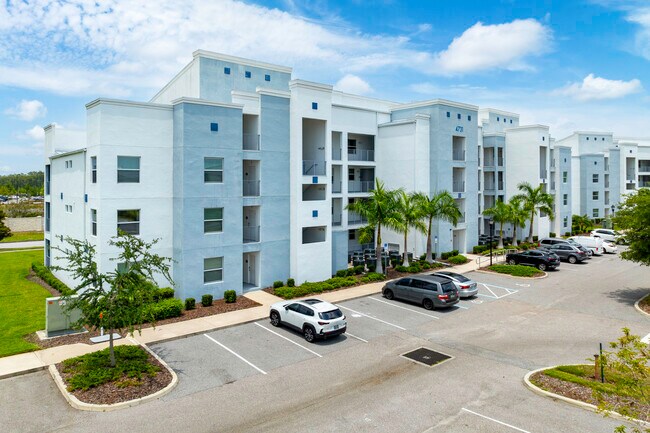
[503,118,506,123]
[312,102,318,110]
[446,112,450,118]
[224,67,231,75]
[265,74,270,82]
[117,156,140,183]
[312,210,318,217]
[602,137,605,141]
[467,115,471,121]
[210,122,219,132]
[117,209,140,235]
[593,173,599,183]
[497,117,500,122]
[586,137,589,140]
[457,113,461,120]
[510,119,513,124]
[594,161,597,165]
[204,208,224,233]
[245,71,251,78]
[542,136,545,141]
[593,191,599,200]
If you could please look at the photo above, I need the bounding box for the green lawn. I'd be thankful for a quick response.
[0,231,44,243]
[0,249,50,357]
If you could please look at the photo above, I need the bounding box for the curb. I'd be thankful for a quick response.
[633,294,650,318]
[49,339,178,412]
[523,365,650,428]
[0,365,47,380]
[474,269,549,280]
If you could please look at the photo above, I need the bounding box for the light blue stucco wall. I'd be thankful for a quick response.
[609,149,621,207]
[579,154,605,218]
[558,147,572,235]
[331,229,349,274]
[199,57,290,103]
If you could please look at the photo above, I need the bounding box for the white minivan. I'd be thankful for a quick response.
[569,236,604,255]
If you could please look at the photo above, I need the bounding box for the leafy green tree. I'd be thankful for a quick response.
[346,179,401,274]
[413,190,461,262]
[512,182,555,242]
[0,171,44,196]
[572,214,594,235]
[613,188,650,266]
[55,233,173,367]
[508,197,528,247]
[0,209,11,241]
[482,200,510,249]
[394,191,427,266]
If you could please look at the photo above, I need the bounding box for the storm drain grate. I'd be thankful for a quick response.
[401,347,452,367]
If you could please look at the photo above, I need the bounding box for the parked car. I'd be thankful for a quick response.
[269,299,347,342]
[540,244,588,264]
[505,249,560,271]
[601,240,618,254]
[539,237,592,258]
[568,236,604,256]
[591,229,624,243]
[430,271,478,298]
[382,275,459,310]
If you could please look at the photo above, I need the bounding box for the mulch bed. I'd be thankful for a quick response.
[530,372,650,422]
[640,294,650,314]
[55,350,173,405]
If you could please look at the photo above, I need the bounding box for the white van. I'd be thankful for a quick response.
[569,236,604,255]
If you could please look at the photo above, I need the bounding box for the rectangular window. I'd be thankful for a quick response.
[204,257,223,283]
[593,208,599,218]
[117,209,140,235]
[457,113,461,120]
[592,173,599,183]
[245,71,251,78]
[467,115,471,121]
[562,171,568,183]
[446,111,450,118]
[45,239,51,267]
[45,165,50,195]
[204,157,224,183]
[204,208,223,233]
[117,156,140,183]
[348,168,355,181]
[224,67,230,75]
[593,191,599,200]
[563,217,568,228]
[45,202,50,232]
[563,194,568,205]
[91,209,97,236]
[91,156,97,183]
[264,74,270,81]
[348,229,355,240]
[65,205,72,213]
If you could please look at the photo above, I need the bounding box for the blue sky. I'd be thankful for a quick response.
[1,0,649,174]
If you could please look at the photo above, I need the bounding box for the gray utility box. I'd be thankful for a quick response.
[46,296,83,338]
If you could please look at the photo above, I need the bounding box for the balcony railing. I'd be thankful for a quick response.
[458,212,466,223]
[243,133,260,150]
[627,175,636,181]
[498,181,504,190]
[639,164,650,172]
[348,212,367,225]
[452,149,465,161]
[332,147,342,161]
[348,149,375,162]
[332,181,342,193]
[453,180,465,193]
[243,225,260,243]
[484,159,495,167]
[540,169,547,179]
[332,215,342,226]
[303,160,326,176]
[497,157,504,166]
[484,182,495,190]
[243,180,260,197]
[348,180,375,193]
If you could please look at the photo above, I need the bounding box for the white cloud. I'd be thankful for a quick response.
[0,142,43,157]
[0,165,12,173]
[4,99,47,121]
[555,74,643,101]
[24,125,45,140]
[433,19,552,74]
[334,74,373,95]
[627,9,650,59]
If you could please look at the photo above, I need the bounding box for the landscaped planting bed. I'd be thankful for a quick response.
[487,264,544,278]
[268,272,387,299]
[639,293,650,315]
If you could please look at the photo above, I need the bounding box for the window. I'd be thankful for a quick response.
[457,113,461,120]
[45,202,50,232]
[593,208,599,218]
[45,165,50,195]
[593,191,599,200]
[312,102,318,110]
[210,122,219,132]
[204,257,223,283]
[446,111,450,118]
[594,161,597,165]
[224,67,230,75]
[563,216,568,228]
[91,156,97,183]
[497,117,500,122]
[467,115,471,121]
[45,239,51,267]
[602,137,605,141]
[65,160,72,168]
[204,208,223,233]
[586,137,589,140]
[117,156,140,183]
[510,119,513,124]
[503,117,506,123]
[542,136,545,141]
[348,229,355,240]
[65,204,72,213]
[264,74,270,82]
[563,194,568,205]
[245,71,251,78]
[204,157,223,183]
[91,209,97,236]
[117,209,140,235]
[592,174,599,183]
[562,171,568,183]
[348,168,355,181]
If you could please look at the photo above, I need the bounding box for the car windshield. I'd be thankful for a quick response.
[441,282,456,293]
[319,309,343,320]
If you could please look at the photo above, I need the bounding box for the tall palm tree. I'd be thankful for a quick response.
[512,182,555,243]
[413,191,461,262]
[482,200,510,249]
[395,191,427,266]
[345,179,402,274]
[508,197,528,247]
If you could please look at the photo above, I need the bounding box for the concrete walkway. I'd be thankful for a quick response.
[0,256,484,379]
[0,240,44,250]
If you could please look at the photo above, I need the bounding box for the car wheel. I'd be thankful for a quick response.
[508,259,516,265]
[568,256,577,264]
[384,289,394,300]
[270,311,281,327]
[537,263,546,271]
[303,326,316,343]
[423,298,434,310]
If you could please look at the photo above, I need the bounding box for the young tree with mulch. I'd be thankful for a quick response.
[55,232,173,367]
[0,208,11,241]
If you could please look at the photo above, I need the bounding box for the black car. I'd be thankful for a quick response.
[505,249,560,271]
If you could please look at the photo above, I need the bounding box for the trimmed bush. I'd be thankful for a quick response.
[274,276,357,299]
[272,280,284,289]
[564,231,571,237]
[335,269,348,277]
[31,262,74,295]
[346,268,356,277]
[185,297,196,310]
[146,298,183,320]
[366,263,376,273]
[360,272,386,283]
[224,290,237,303]
[440,250,459,260]
[420,261,431,270]
[353,264,365,275]
[448,255,469,265]
[488,264,543,277]
[395,265,408,272]
[201,294,213,307]
[473,245,488,254]
[419,254,427,261]
[532,236,538,242]
[153,287,174,301]
[407,264,421,273]
[287,278,295,287]
[549,232,556,238]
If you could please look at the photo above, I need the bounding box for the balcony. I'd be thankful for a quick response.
[639,163,650,172]
[243,225,260,243]
[452,149,465,161]
[332,181,342,193]
[540,169,547,179]
[627,175,636,182]
[348,180,374,193]
[348,149,375,162]
[332,147,341,161]
[550,180,556,191]
[483,159,495,167]
[484,181,495,191]
[243,180,260,197]
[243,133,260,150]
[498,181,504,190]
[332,215,342,226]
[303,160,326,176]
[550,159,556,168]
[453,181,465,193]
[458,212,466,223]
[497,157,504,167]
[348,212,367,225]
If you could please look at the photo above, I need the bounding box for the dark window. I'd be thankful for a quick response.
[45,165,50,195]
[457,113,461,120]
[204,158,224,183]
[204,208,223,233]
[467,115,472,121]
[319,309,343,320]
[287,303,300,312]
[265,74,270,81]
[204,257,223,283]
[224,67,230,75]
[117,209,140,235]
[446,112,450,118]
[441,282,456,293]
[91,156,97,183]
[298,305,314,316]
[245,71,251,78]
[117,156,140,183]
[397,278,411,286]
[91,209,97,236]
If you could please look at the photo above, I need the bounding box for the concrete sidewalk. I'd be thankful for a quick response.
[0,240,43,250]
[0,256,483,379]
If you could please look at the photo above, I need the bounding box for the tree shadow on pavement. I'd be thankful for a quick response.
[606,286,650,307]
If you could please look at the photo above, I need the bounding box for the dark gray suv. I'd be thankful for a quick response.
[382,275,459,310]
[541,244,589,264]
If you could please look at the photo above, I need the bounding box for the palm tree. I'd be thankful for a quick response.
[413,191,461,262]
[395,191,427,266]
[512,182,555,243]
[571,214,593,235]
[345,179,401,274]
[482,200,510,249]
[508,197,528,247]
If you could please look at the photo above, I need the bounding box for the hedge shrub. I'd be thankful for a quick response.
[287,278,295,287]
[185,298,196,310]
[360,272,386,283]
[448,255,469,265]
[273,280,284,289]
[146,298,183,320]
[440,250,459,260]
[153,287,174,301]
[488,264,543,277]
[549,232,556,238]
[274,276,357,299]
[31,262,74,295]
[353,265,365,275]
[201,294,213,307]
[224,290,237,303]
[335,269,348,278]
[395,265,408,272]
[473,245,489,254]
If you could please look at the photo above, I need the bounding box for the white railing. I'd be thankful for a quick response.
[243,226,260,243]
[243,133,260,150]
[453,181,465,193]
[348,180,374,193]
[243,180,260,197]
[303,160,326,176]
[348,212,367,225]
[348,149,375,161]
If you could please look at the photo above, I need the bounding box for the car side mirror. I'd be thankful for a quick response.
[284,306,289,310]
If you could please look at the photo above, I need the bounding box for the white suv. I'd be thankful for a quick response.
[269,298,347,342]
[591,229,622,243]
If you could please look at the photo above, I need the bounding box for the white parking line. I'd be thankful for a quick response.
[461,408,531,433]
[477,293,498,300]
[203,334,267,375]
[368,297,440,319]
[482,283,500,299]
[337,305,407,330]
[641,333,650,344]
[454,304,469,309]
[254,323,323,358]
[346,332,369,343]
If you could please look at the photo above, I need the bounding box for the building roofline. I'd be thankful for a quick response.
[149,57,197,103]
[86,98,172,111]
[331,90,398,107]
[192,49,293,74]
[49,148,86,159]
[289,79,333,92]
[482,132,506,137]
[504,124,549,132]
[256,87,291,98]
[479,107,520,118]
[392,98,478,112]
[378,118,418,128]
[331,103,391,115]
[171,97,244,110]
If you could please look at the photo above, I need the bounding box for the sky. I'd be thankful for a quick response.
[1,0,649,174]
